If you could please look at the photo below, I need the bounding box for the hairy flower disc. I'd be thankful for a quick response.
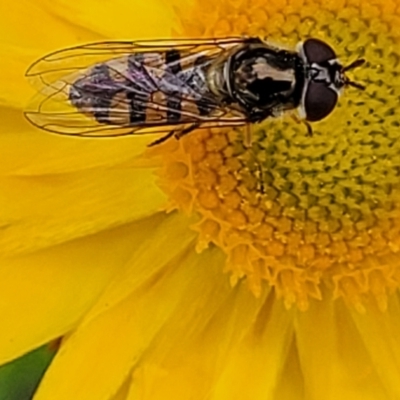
[149,0,400,311]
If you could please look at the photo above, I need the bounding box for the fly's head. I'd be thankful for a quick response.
[298,38,365,122]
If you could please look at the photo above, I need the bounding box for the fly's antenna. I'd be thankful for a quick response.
[346,80,366,90]
[342,58,366,72]
[342,58,366,90]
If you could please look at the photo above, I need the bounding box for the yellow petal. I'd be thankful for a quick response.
[0,0,100,50]
[0,107,155,175]
[38,0,184,39]
[0,167,166,254]
[81,212,197,324]
[210,295,295,400]
[0,215,166,364]
[272,338,305,400]
[110,378,131,400]
[33,214,198,400]
[0,1,100,108]
[350,295,400,398]
[0,45,38,108]
[127,259,270,400]
[295,295,388,400]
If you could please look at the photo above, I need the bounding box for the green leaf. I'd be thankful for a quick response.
[0,344,57,400]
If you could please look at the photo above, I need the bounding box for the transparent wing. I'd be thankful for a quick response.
[25,37,249,137]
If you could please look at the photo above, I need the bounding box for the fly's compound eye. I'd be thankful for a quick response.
[302,38,336,64]
[304,81,338,121]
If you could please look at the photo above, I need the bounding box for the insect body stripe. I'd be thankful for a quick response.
[126,54,152,124]
[166,95,182,122]
[85,64,114,123]
[128,90,149,123]
[165,50,183,123]
[165,50,182,74]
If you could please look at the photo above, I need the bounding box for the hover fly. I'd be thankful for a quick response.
[25,37,365,146]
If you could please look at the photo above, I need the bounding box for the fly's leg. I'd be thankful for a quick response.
[290,114,313,137]
[147,123,201,147]
[148,130,176,147]
[174,122,201,140]
[304,121,313,136]
[241,124,264,194]
[243,124,252,148]
[256,160,265,194]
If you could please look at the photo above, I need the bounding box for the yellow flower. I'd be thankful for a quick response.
[1,0,400,398]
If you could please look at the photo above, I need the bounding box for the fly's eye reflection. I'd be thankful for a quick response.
[24,37,365,146]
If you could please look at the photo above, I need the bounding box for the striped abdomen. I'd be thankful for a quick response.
[69,50,218,127]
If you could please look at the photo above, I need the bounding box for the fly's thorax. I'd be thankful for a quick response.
[228,44,305,114]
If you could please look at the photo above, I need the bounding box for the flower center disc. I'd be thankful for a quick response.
[148,0,400,312]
